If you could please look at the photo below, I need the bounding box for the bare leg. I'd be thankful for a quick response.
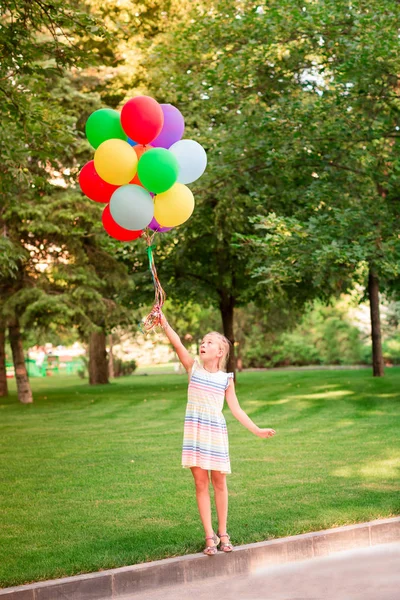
[211,470,228,538]
[190,467,214,540]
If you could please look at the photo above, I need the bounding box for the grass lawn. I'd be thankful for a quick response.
[135,362,181,375]
[1,368,399,587]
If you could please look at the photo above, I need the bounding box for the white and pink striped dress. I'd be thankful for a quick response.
[182,360,234,474]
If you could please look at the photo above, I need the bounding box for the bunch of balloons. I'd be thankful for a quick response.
[79,96,207,242]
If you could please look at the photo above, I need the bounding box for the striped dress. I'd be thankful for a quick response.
[182,360,234,474]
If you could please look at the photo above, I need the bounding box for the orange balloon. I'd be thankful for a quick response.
[130,144,153,186]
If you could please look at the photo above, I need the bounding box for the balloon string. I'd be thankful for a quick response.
[141,230,166,332]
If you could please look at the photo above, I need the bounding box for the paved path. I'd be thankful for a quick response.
[127,542,400,600]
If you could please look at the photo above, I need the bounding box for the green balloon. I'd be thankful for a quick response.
[137,148,179,194]
[85,109,127,149]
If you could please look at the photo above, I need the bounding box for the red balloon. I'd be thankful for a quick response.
[121,96,164,145]
[102,205,143,242]
[79,161,119,203]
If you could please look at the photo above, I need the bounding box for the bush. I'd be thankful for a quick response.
[272,331,322,366]
[382,335,400,365]
[69,355,138,379]
[113,357,137,377]
[240,299,366,368]
[77,356,88,379]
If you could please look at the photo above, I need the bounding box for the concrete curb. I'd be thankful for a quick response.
[1,517,399,600]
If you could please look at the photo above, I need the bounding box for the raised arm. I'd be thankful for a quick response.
[160,313,195,373]
[225,379,276,439]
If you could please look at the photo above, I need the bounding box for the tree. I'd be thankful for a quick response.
[136,0,400,377]
[110,2,315,369]
[0,1,112,400]
[4,184,139,389]
[0,315,9,397]
[235,0,400,376]
[114,1,317,371]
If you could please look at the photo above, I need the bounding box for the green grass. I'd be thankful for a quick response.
[1,368,399,588]
[135,362,181,375]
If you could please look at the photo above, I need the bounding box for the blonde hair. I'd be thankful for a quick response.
[205,331,231,372]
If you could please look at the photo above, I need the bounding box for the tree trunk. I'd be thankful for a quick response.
[0,323,8,397]
[89,331,109,385]
[108,333,114,379]
[220,293,236,375]
[368,268,384,377]
[9,319,33,403]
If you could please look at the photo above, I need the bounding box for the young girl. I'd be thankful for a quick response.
[160,313,276,556]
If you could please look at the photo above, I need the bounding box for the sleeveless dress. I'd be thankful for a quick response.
[182,360,234,474]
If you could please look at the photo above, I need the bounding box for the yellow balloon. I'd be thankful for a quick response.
[154,183,195,227]
[94,139,138,185]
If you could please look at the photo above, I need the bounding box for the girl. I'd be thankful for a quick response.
[160,313,276,556]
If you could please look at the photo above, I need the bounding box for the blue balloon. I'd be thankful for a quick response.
[127,138,137,147]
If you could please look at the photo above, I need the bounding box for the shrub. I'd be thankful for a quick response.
[113,357,137,377]
[382,335,400,365]
[77,356,88,379]
[240,299,366,368]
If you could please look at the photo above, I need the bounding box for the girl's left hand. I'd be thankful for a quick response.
[256,428,276,438]
[159,312,168,329]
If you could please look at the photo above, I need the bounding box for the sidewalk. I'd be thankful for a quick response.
[1,517,399,600]
[128,542,400,600]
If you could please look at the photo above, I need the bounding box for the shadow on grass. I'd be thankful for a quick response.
[244,373,399,422]
[0,374,188,409]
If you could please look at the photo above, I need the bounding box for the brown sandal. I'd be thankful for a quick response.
[218,532,233,552]
[203,533,220,556]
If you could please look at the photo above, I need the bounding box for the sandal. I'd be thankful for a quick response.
[217,532,233,552]
[203,532,220,556]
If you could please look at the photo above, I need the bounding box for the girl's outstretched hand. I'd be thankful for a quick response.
[159,312,168,329]
[256,428,276,439]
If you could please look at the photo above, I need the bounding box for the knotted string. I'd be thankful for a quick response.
[141,230,166,332]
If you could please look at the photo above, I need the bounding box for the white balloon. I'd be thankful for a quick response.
[109,185,154,230]
[169,139,207,184]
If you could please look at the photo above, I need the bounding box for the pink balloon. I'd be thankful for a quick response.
[148,217,173,233]
[151,104,185,149]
